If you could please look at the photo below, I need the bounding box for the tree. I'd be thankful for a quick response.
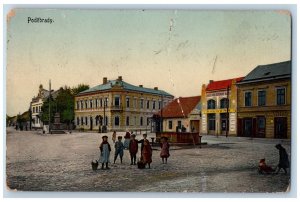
[71,84,89,96]
[40,96,56,124]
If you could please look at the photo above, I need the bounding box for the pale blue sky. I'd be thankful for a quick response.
[7,9,291,116]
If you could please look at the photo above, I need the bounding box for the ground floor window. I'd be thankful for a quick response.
[85,117,88,125]
[126,116,130,126]
[77,117,80,125]
[140,117,144,126]
[168,120,173,129]
[208,114,216,130]
[114,116,120,126]
[274,117,287,139]
[220,113,228,131]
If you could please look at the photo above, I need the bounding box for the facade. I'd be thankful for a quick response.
[74,76,174,132]
[158,96,201,133]
[236,61,291,139]
[201,77,244,136]
[30,85,51,129]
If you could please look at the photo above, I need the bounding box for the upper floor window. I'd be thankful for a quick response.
[81,101,83,109]
[158,101,161,110]
[258,90,266,106]
[245,92,252,107]
[95,99,98,108]
[140,116,144,126]
[146,100,150,109]
[114,96,120,106]
[126,97,130,108]
[85,100,88,109]
[220,98,229,108]
[140,99,144,109]
[207,99,216,109]
[277,88,286,105]
[90,100,93,108]
[153,101,156,110]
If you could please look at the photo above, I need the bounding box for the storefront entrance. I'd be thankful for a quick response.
[274,117,287,139]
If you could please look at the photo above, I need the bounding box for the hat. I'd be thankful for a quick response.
[259,158,265,163]
[102,135,108,139]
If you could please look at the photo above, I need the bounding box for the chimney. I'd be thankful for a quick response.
[103,77,108,84]
[118,76,123,81]
[154,87,158,90]
[209,80,214,84]
[139,85,143,88]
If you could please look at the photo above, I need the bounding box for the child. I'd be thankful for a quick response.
[258,158,274,174]
[112,131,117,143]
[114,136,124,164]
[123,131,131,149]
[160,137,170,164]
[142,134,152,169]
[129,134,139,165]
[99,135,111,169]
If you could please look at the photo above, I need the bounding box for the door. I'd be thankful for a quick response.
[237,118,243,136]
[256,116,266,138]
[190,120,200,132]
[274,117,287,139]
[243,118,252,137]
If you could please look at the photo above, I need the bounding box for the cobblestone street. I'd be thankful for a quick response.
[6,127,290,192]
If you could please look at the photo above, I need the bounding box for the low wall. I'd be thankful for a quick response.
[156,132,200,144]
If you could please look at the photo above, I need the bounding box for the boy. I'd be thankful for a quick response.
[129,134,139,165]
[114,136,124,164]
[99,135,111,169]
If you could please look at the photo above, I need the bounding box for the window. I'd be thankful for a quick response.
[104,116,108,126]
[95,99,98,108]
[85,100,88,109]
[114,96,120,106]
[207,99,216,109]
[81,117,83,125]
[126,97,130,108]
[140,99,144,109]
[153,101,156,110]
[245,92,252,107]
[257,116,266,130]
[208,114,216,130]
[147,117,150,126]
[114,116,120,126]
[177,121,182,128]
[220,98,229,108]
[126,116,130,126]
[77,117,80,125]
[133,98,137,108]
[258,90,266,106]
[140,117,144,126]
[158,101,161,109]
[105,98,109,107]
[146,100,150,109]
[134,116,137,126]
[77,101,80,109]
[168,120,173,129]
[277,88,286,105]
[85,117,88,125]
[81,101,83,109]
[32,107,35,113]
[90,100,93,108]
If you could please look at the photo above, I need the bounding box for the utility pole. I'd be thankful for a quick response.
[226,85,229,138]
[49,80,51,134]
[160,93,163,132]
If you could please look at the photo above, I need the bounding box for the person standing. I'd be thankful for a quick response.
[142,134,152,168]
[99,135,111,169]
[123,131,131,149]
[160,137,170,164]
[129,134,139,165]
[112,131,117,143]
[114,136,124,164]
[275,144,290,174]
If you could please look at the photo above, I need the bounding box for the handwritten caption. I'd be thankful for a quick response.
[28,17,54,24]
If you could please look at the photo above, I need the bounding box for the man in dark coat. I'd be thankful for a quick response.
[275,144,290,174]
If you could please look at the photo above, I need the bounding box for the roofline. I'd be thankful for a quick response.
[76,89,174,98]
[237,75,291,85]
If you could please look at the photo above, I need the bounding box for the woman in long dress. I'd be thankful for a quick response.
[160,137,170,164]
[142,137,152,168]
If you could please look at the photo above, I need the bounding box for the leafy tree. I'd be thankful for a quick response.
[71,84,89,96]
[41,96,56,124]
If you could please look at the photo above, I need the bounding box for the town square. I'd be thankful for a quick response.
[5,9,292,194]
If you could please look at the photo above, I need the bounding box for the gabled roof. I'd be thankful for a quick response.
[78,80,173,97]
[206,77,244,91]
[157,96,201,118]
[238,61,291,84]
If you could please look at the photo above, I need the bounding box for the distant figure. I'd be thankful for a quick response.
[142,134,152,168]
[138,133,147,157]
[129,134,139,165]
[114,136,124,164]
[275,144,290,174]
[112,131,117,143]
[258,158,274,174]
[99,135,111,169]
[124,131,131,149]
[160,137,170,164]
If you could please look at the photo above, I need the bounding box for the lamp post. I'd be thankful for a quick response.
[48,80,51,134]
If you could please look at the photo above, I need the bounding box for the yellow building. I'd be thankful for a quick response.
[201,77,244,136]
[74,76,174,132]
[236,61,291,139]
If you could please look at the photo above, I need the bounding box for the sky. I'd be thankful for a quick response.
[6,9,291,117]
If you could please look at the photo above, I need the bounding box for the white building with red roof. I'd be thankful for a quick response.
[201,77,244,136]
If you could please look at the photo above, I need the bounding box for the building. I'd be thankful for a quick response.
[30,84,59,129]
[236,61,291,139]
[74,76,174,132]
[201,77,244,136]
[156,96,201,133]
[30,85,51,129]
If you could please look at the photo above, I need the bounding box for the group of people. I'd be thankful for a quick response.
[98,131,170,169]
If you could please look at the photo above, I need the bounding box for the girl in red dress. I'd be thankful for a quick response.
[160,137,170,164]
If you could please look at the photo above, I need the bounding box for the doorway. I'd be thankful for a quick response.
[274,117,287,139]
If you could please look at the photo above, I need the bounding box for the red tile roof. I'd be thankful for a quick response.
[206,77,244,91]
[157,96,201,118]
